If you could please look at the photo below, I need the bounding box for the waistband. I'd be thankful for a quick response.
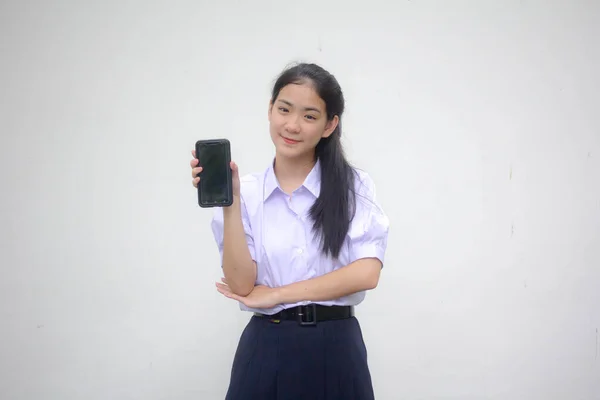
[253,304,354,326]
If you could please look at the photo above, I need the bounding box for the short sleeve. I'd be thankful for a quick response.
[347,171,389,266]
[210,194,256,264]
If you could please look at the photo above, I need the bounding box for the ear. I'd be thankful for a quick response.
[322,115,339,138]
[268,100,273,121]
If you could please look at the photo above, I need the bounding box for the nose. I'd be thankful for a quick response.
[285,116,301,134]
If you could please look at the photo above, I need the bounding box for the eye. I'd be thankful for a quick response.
[278,107,289,113]
[305,115,316,120]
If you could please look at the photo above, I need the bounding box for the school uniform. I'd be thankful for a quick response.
[211,160,389,400]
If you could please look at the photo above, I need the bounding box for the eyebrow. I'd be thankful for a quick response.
[277,99,321,114]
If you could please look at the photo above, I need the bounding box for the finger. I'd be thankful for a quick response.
[191,150,196,158]
[215,283,230,295]
[216,284,229,294]
[216,283,243,302]
[190,158,199,168]
[192,177,199,187]
[221,277,227,284]
[230,161,238,173]
[191,166,203,178]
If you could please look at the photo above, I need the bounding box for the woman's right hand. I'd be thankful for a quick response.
[190,150,241,198]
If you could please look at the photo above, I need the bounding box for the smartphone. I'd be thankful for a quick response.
[195,139,233,208]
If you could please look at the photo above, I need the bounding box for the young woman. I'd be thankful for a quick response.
[190,63,389,400]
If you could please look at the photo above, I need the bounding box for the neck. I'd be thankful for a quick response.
[273,152,316,194]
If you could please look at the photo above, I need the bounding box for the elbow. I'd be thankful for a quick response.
[365,275,379,290]
[222,264,256,296]
[361,259,382,290]
[368,280,379,290]
[231,282,254,297]
[222,277,254,296]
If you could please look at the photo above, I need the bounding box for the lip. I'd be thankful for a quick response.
[280,135,300,145]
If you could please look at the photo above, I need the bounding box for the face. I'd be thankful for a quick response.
[268,82,338,161]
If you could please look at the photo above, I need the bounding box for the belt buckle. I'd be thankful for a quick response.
[297,304,317,326]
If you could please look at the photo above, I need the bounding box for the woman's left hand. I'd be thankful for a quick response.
[216,278,281,309]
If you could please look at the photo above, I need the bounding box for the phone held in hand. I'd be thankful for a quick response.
[195,139,233,208]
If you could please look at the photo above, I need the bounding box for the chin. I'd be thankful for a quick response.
[277,147,314,162]
[275,144,299,156]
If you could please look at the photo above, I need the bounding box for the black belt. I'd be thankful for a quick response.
[254,304,354,326]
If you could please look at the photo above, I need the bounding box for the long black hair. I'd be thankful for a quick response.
[270,63,356,259]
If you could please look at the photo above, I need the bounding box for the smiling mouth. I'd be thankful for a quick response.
[281,135,300,144]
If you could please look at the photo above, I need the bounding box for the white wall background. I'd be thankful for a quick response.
[1,1,599,399]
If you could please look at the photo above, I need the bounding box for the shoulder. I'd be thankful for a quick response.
[346,166,389,244]
[349,166,387,219]
[351,167,378,199]
[240,172,264,192]
[238,168,267,209]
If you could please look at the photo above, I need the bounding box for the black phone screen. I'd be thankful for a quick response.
[196,140,232,207]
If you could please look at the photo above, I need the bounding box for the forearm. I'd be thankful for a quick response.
[222,196,256,296]
[275,258,382,304]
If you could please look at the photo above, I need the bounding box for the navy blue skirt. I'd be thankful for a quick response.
[225,314,375,400]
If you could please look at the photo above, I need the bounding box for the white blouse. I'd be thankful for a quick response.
[211,160,389,314]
